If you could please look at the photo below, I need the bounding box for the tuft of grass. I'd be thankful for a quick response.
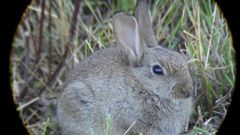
[41,117,50,135]
[89,114,112,135]
[11,0,235,134]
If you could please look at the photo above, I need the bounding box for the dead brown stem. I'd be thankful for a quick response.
[39,0,81,95]
[36,0,46,65]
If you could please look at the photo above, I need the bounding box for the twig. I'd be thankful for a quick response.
[24,109,39,124]
[68,0,81,42]
[19,30,30,99]
[39,0,81,95]
[48,0,52,76]
[123,121,136,135]
[14,57,53,92]
[36,0,46,65]
[17,97,40,111]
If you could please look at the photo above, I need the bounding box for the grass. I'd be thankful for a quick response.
[11,0,235,134]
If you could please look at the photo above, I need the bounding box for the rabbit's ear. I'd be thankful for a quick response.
[135,0,158,48]
[113,13,145,64]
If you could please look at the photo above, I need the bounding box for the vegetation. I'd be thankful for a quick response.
[12,0,235,134]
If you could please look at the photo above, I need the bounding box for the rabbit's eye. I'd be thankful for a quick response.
[152,65,163,75]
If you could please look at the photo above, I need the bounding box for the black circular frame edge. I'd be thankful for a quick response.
[0,0,239,135]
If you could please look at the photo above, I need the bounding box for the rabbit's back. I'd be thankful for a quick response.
[57,48,138,134]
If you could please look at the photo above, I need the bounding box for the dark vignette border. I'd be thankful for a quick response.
[0,0,238,135]
[0,0,32,134]
[214,0,240,134]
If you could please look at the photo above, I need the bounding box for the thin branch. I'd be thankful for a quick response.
[123,121,136,135]
[36,0,46,65]
[19,34,30,99]
[39,0,81,95]
[17,97,40,111]
[48,0,52,76]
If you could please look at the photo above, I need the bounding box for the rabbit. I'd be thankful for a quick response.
[57,0,193,135]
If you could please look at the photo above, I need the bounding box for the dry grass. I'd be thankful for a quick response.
[11,0,235,134]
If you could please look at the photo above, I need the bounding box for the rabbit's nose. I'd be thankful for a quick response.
[171,82,193,99]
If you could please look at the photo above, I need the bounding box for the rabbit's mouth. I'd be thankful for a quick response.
[170,82,193,99]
